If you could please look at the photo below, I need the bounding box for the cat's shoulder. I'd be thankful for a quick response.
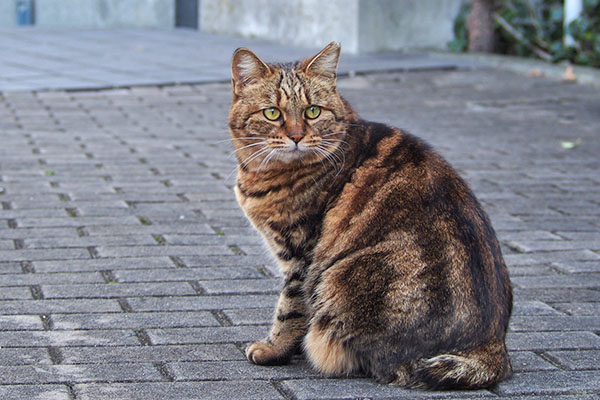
[349,119,436,167]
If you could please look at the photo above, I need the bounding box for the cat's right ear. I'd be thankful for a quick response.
[231,48,272,96]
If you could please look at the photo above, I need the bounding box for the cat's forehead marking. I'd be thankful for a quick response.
[277,69,309,110]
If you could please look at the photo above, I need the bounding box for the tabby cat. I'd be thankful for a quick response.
[228,42,512,390]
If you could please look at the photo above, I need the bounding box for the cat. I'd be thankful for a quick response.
[228,42,512,390]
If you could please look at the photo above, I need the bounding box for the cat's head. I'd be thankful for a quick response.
[229,42,349,171]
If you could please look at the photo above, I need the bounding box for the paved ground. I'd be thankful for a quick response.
[0,28,470,92]
[1,28,599,399]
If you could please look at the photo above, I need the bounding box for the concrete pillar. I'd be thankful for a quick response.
[200,0,465,53]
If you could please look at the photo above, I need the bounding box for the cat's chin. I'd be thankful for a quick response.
[274,149,306,162]
[267,147,319,165]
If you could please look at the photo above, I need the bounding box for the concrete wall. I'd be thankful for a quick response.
[200,0,361,53]
[35,0,174,28]
[0,1,17,27]
[358,0,464,52]
[200,0,464,53]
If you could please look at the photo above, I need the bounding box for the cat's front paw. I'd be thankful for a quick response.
[246,340,292,365]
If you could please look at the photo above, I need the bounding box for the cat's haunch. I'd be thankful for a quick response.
[229,42,512,390]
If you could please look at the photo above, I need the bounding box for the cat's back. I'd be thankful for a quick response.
[313,119,511,332]
[319,119,476,248]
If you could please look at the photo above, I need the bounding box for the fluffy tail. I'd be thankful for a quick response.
[409,340,512,390]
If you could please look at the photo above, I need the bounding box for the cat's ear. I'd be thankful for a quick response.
[303,42,341,80]
[231,48,272,95]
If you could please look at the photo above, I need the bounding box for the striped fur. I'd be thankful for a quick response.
[229,42,512,390]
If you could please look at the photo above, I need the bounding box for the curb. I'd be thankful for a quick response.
[430,51,600,88]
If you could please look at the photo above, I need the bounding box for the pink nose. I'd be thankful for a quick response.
[289,133,304,143]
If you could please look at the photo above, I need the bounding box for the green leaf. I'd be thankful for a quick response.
[44,169,55,177]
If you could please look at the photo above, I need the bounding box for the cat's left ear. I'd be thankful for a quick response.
[303,42,341,81]
[231,48,272,96]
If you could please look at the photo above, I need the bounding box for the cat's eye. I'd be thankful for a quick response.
[305,105,321,119]
[263,107,281,121]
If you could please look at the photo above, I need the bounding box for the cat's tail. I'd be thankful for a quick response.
[408,339,512,390]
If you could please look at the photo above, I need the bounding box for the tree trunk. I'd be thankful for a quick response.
[468,0,496,52]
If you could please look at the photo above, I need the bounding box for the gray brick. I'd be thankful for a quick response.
[0,239,14,250]
[52,311,218,330]
[0,272,104,286]
[0,385,71,400]
[95,244,234,258]
[0,286,33,299]
[0,315,44,330]
[128,294,278,312]
[280,378,494,399]
[507,240,600,253]
[86,222,216,236]
[494,395,598,399]
[179,255,272,268]
[0,329,138,347]
[504,250,600,266]
[147,325,269,345]
[0,262,24,274]
[498,231,563,241]
[61,344,243,364]
[508,264,556,276]
[0,227,80,240]
[224,308,273,325]
[0,363,163,384]
[509,351,558,372]
[75,381,283,400]
[199,278,280,295]
[514,288,600,302]
[510,315,600,332]
[163,233,262,246]
[169,360,319,381]
[546,350,600,370]
[551,302,600,316]
[512,273,600,289]
[42,282,197,298]
[15,216,141,228]
[496,370,600,396]
[0,348,53,365]
[553,261,600,273]
[556,231,600,241]
[1,209,70,218]
[0,248,90,261]
[0,299,121,315]
[511,300,562,316]
[507,332,600,351]
[23,235,157,249]
[114,266,263,282]
[33,256,175,273]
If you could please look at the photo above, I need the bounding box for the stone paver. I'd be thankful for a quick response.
[1,28,599,399]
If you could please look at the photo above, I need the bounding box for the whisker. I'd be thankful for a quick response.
[321,138,349,145]
[322,131,346,137]
[211,137,263,144]
[317,142,347,177]
[224,147,271,181]
[312,146,338,172]
[228,141,266,156]
[240,147,271,169]
[256,150,277,174]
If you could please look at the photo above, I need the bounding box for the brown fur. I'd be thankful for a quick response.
[229,42,512,390]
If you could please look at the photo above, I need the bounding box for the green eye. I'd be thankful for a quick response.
[263,107,281,121]
[305,105,321,119]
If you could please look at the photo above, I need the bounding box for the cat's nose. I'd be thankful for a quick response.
[289,132,304,143]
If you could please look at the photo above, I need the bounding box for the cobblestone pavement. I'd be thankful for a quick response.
[1,31,600,400]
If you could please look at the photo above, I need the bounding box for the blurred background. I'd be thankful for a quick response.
[2,0,598,67]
